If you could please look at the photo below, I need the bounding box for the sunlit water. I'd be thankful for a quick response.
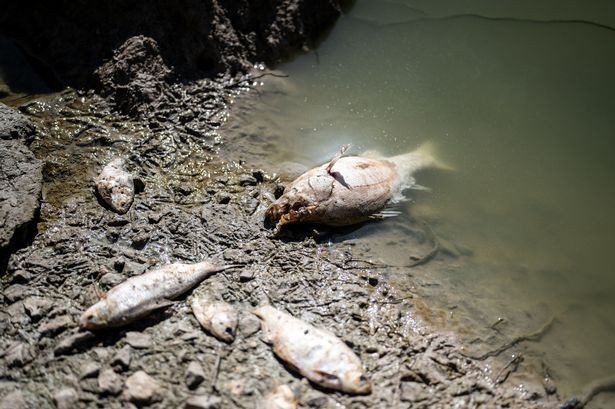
[222,0,615,399]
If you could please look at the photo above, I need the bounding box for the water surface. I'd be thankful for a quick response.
[224,0,615,399]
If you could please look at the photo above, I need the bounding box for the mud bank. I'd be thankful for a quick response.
[0,2,585,409]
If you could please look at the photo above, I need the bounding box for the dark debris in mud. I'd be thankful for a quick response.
[0,80,564,408]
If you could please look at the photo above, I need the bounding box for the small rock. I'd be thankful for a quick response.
[5,342,32,367]
[122,371,162,403]
[184,395,222,409]
[185,361,206,390]
[23,296,54,321]
[98,368,123,395]
[238,315,261,338]
[3,284,30,302]
[107,216,129,227]
[176,185,193,196]
[113,258,126,272]
[99,272,124,287]
[147,212,163,224]
[215,192,231,204]
[252,170,264,183]
[0,390,27,409]
[131,233,150,250]
[111,346,132,370]
[238,174,257,186]
[39,315,73,338]
[54,330,95,355]
[124,331,152,349]
[11,270,32,283]
[53,388,78,409]
[238,269,254,282]
[80,362,101,379]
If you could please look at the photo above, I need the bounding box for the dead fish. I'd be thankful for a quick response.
[253,305,371,395]
[80,261,234,330]
[259,385,299,409]
[265,143,445,234]
[94,158,134,214]
[191,297,238,343]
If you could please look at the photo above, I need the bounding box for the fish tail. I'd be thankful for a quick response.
[391,142,453,176]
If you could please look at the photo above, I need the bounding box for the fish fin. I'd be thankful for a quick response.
[313,370,342,388]
[412,142,454,171]
[369,209,402,220]
[94,283,107,300]
[326,144,351,174]
[409,183,431,191]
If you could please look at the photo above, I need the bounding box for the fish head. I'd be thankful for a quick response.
[79,301,112,330]
[341,370,372,395]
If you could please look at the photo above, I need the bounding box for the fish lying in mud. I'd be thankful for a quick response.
[253,305,371,395]
[80,261,235,330]
[259,385,299,409]
[265,143,445,234]
[191,297,238,343]
[94,158,134,214]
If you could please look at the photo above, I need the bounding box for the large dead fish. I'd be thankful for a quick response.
[94,158,134,214]
[80,261,234,330]
[253,305,371,395]
[191,297,238,343]
[265,143,445,234]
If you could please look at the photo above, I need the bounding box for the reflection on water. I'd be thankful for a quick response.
[223,0,615,398]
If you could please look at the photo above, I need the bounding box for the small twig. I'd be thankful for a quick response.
[494,354,523,385]
[210,347,222,391]
[462,317,556,360]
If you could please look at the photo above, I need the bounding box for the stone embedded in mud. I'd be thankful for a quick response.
[80,362,101,379]
[98,368,123,395]
[38,315,73,338]
[0,102,34,141]
[53,388,79,409]
[2,284,31,302]
[5,342,33,367]
[111,346,132,370]
[185,361,206,390]
[184,395,222,409]
[124,331,152,349]
[54,330,95,356]
[23,296,53,321]
[122,370,163,403]
[0,137,42,270]
[0,390,28,409]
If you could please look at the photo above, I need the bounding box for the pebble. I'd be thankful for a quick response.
[122,371,162,403]
[131,233,150,250]
[238,269,254,282]
[11,270,32,284]
[53,388,79,409]
[80,362,101,379]
[99,272,124,287]
[3,284,30,302]
[215,192,231,204]
[38,315,73,338]
[185,361,206,390]
[0,390,27,409]
[238,174,257,186]
[124,331,152,349]
[111,346,132,370]
[98,368,123,395]
[23,296,53,321]
[5,342,32,367]
[184,395,222,409]
[54,330,95,356]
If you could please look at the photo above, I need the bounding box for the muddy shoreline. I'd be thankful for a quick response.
[0,2,583,408]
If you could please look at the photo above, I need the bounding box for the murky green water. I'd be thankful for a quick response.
[225,0,615,399]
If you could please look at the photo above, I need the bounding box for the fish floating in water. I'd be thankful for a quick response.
[80,261,235,330]
[253,305,371,395]
[265,143,445,234]
[259,384,299,409]
[191,297,238,343]
[94,158,135,214]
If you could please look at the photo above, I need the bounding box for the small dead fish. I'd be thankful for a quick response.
[265,143,445,234]
[80,261,233,330]
[191,297,238,343]
[253,305,371,395]
[258,385,299,409]
[95,158,134,214]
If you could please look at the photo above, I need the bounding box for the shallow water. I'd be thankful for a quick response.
[223,0,615,399]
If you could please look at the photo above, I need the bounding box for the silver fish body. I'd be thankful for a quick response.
[191,298,238,343]
[80,261,228,330]
[258,385,298,409]
[95,158,134,214]
[253,305,371,395]
[265,144,439,233]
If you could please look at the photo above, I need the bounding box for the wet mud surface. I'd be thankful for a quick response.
[0,76,570,408]
[0,1,592,408]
